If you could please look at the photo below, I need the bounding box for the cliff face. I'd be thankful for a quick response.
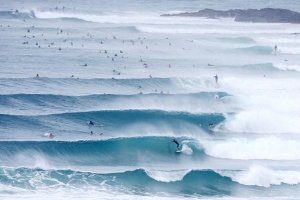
[162,8,300,23]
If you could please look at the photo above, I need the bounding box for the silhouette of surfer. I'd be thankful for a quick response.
[214,74,218,84]
[172,139,180,151]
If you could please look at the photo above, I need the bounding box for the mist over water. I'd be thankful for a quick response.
[1,0,300,199]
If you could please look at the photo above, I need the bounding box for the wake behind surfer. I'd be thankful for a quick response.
[172,139,180,151]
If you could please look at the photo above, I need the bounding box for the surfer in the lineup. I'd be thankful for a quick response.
[172,139,180,151]
[45,133,54,138]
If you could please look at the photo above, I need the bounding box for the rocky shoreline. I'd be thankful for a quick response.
[162,8,300,23]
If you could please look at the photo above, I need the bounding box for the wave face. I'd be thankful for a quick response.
[1,0,300,199]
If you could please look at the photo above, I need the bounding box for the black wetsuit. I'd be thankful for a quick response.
[173,140,179,148]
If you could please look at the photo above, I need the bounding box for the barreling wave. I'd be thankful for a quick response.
[0,110,225,137]
[0,137,205,167]
[1,135,299,169]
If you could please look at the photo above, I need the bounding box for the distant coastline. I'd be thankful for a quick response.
[162,8,300,24]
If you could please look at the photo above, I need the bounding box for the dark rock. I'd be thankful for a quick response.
[162,8,300,23]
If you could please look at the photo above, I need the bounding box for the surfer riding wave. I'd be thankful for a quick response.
[172,139,180,151]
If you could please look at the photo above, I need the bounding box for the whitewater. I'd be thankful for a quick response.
[1,0,300,199]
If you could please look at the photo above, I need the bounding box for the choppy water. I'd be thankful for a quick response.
[1,0,300,199]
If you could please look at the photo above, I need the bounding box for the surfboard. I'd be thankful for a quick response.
[176,150,181,153]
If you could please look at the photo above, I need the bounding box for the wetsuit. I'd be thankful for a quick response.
[173,140,179,148]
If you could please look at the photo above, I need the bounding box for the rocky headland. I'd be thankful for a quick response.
[162,8,300,23]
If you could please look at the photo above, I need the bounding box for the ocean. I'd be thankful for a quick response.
[1,0,300,199]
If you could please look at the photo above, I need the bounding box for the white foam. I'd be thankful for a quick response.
[278,46,300,55]
[136,26,298,34]
[180,143,193,155]
[145,169,190,182]
[218,165,300,187]
[221,110,300,134]
[11,151,52,169]
[200,136,300,160]
[274,63,300,71]
[221,76,300,92]
[32,9,216,25]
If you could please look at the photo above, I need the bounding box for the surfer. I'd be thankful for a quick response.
[172,139,180,151]
[214,74,218,84]
[88,121,94,125]
[274,45,277,53]
[45,133,54,138]
[90,131,94,135]
[208,123,214,130]
[36,74,39,78]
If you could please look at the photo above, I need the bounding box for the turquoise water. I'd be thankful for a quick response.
[1,0,300,199]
